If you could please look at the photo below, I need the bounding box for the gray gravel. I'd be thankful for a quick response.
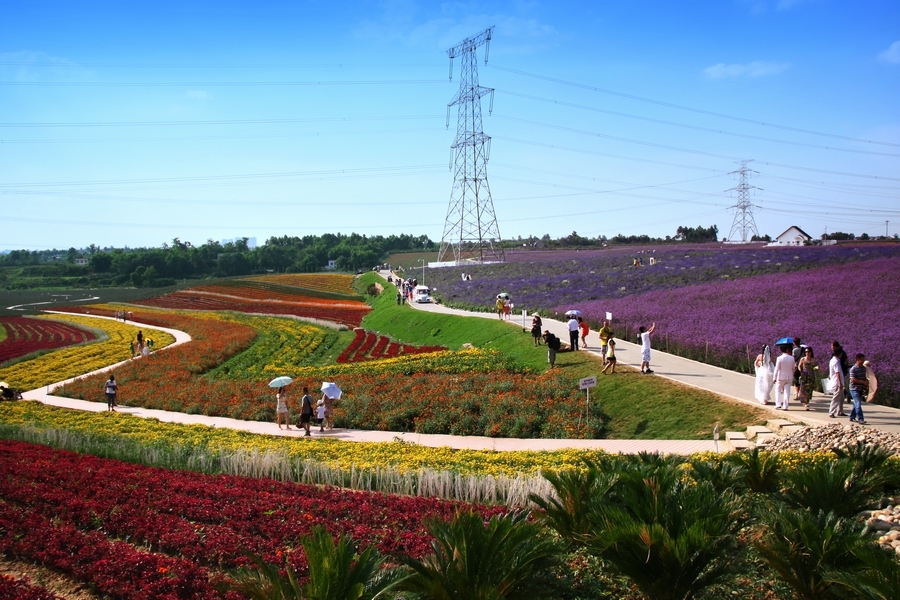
[757,423,900,455]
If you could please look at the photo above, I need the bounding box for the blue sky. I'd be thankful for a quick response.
[2,0,898,251]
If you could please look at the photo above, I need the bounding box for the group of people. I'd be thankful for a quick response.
[754,337,876,424]
[275,386,335,436]
[495,295,513,319]
[129,330,153,358]
[114,310,133,322]
[536,316,654,375]
[395,278,419,305]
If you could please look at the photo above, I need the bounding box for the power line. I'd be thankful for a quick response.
[0,115,443,128]
[494,92,900,157]
[488,64,900,148]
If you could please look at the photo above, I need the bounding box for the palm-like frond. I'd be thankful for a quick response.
[753,508,882,600]
[725,447,781,494]
[529,459,617,545]
[584,464,746,600]
[777,459,883,518]
[394,510,563,600]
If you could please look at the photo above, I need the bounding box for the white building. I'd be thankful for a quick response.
[769,226,813,246]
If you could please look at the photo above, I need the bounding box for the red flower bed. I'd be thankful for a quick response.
[336,329,448,364]
[136,290,371,327]
[0,574,63,600]
[0,441,502,598]
[0,316,96,364]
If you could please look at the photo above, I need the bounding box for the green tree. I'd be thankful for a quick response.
[393,511,562,600]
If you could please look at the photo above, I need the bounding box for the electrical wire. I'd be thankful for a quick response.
[0,79,447,87]
[487,64,900,148]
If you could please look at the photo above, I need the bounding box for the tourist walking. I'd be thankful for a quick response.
[848,353,868,424]
[316,399,326,432]
[578,317,589,349]
[567,315,580,351]
[496,296,505,319]
[773,345,796,410]
[104,374,118,411]
[275,387,290,429]
[754,344,774,405]
[792,338,804,401]
[832,341,851,404]
[597,320,612,364]
[828,347,846,418]
[600,339,617,374]
[299,387,314,436]
[136,330,144,351]
[530,314,543,346]
[543,330,561,368]
[639,322,656,373]
[797,347,818,410]
[321,392,335,430]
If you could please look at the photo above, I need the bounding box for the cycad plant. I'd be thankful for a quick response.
[581,462,747,600]
[392,510,563,600]
[724,447,781,494]
[227,526,406,600]
[777,458,884,519]
[529,458,617,546]
[753,508,892,600]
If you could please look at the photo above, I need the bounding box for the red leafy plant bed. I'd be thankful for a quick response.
[0,574,63,600]
[0,441,503,599]
[336,328,447,363]
[0,316,96,364]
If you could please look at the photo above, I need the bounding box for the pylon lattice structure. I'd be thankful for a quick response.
[727,160,762,242]
[437,27,505,264]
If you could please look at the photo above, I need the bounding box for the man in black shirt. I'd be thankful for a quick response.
[848,353,868,425]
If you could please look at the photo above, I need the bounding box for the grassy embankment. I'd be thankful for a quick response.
[355,272,766,439]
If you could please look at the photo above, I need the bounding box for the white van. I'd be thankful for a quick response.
[413,285,431,303]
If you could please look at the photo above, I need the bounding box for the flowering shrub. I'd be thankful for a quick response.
[0,440,503,596]
[576,256,900,407]
[0,316,96,364]
[0,314,174,391]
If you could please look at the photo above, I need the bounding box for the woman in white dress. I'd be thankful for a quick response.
[754,344,775,405]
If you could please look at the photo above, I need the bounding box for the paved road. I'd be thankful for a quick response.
[388,270,900,436]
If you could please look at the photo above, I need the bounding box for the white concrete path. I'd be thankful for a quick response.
[388,271,900,436]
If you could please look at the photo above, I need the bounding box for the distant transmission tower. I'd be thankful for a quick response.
[727,160,762,242]
[437,27,505,264]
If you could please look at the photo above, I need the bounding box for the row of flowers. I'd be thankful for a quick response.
[245,272,359,297]
[0,315,96,364]
[0,440,502,597]
[335,328,447,363]
[0,402,605,477]
[0,574,63,600]
[0,314,174,391]
[574,256,900,407]
[134,293,371,328]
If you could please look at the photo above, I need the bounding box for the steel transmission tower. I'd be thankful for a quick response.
[437,27,505,264]
[727,160,762,242]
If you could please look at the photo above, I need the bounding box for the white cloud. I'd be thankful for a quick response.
[704,60,790,78]
[878,40,900,64]
[187,90,210,100]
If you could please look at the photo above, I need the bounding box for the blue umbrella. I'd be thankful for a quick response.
[775,337,793,346]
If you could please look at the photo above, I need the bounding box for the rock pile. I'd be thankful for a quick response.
[757,423,900,455]
[866,499,900,557]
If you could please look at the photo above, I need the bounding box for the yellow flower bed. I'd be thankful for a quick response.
[0,314,174,391]
[0,402,602,477]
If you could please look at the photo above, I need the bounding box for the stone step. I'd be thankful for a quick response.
[745,425,773,440]
[766,419,796,432]
[727,438,755,451]
[755,432,777,444]
[780,425,806,435]
[725,431,747,441]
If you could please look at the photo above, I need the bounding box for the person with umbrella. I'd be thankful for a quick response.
[275,387,291,429]
[566,312,580,351]
[321,382,342,431]
[269,376,294,430]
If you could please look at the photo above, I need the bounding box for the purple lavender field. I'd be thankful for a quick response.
[428,243,900,314]
[574,256,900,408]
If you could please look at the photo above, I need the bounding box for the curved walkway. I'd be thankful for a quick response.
[387,271,900,435]
[16,292,899,455]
